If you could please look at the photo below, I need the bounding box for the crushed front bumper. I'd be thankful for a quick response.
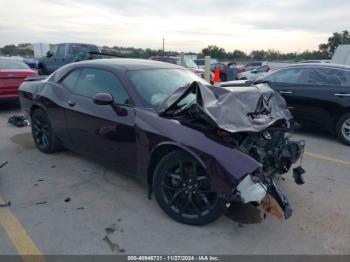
[236,140,305,220]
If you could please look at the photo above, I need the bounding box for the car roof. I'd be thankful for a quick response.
[55,43,97,46]
[276,62,350,71]
[54,58,183,78]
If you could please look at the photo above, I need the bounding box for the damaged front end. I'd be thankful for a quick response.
[210,121,305,220]
[159,81,305,220]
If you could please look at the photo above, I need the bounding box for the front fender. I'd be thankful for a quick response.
[136,109,261,195]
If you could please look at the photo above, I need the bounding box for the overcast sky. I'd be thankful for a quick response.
[0,0,349,52]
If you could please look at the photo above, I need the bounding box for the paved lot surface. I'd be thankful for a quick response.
[0,102,349,256]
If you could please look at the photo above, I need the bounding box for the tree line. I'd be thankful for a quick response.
[1,30,349,61]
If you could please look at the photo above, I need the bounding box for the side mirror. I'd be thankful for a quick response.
[93,93,114,105]
[46,51,53,57]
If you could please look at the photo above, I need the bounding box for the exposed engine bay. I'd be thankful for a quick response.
[159,81,306,219]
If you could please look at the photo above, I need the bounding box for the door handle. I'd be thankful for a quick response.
[67,100,76,107]
[334,93,350,97]
[279,90,293,94]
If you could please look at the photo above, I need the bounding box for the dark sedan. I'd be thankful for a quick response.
[19,59,305,225]
[256,63,350,145]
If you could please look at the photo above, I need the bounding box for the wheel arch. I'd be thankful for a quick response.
[30,104,44,117]
[147,142,206,198]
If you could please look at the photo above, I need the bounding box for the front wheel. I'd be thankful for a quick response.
[153,150,225,225]
[336,113,350,145]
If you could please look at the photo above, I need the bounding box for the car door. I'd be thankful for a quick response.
[65,44,80,64]
[263,67,303,113]
[289,66,350,129]
[44,45,58,74]
[53,44,67,71]
[61,67,137,174]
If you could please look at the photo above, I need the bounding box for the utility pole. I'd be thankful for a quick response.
[162,38,165,55]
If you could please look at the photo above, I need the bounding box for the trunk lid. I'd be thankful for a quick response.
[0,70,37,97]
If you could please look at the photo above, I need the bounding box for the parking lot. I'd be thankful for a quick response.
[0,102,349,256]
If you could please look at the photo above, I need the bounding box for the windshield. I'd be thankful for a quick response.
[0,59,31,70]
[194,60,205,66]
[127,68,208,109]
[176,58,198,69]
[68,44,99,55]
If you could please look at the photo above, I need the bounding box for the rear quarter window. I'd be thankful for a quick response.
[299,67,350,87]
[61,70,80,90]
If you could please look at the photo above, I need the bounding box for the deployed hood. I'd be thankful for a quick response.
[159,81,292,133]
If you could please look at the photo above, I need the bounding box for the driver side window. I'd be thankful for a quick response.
[61,68,132,105]
[50,45,58,56]
[266,68,303,84]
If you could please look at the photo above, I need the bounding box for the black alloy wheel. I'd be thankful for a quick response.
[31,108,61,153]
[154,150,225,225]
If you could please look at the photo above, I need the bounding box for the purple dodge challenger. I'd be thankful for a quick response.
[19,59,305,225]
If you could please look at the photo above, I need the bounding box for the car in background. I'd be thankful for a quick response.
[11,56,39,71]
[254,63,350,145]
[38,43,100,75]
[298,60,331,64]
[150,55,206,79]
[244,61,268,71]
[237,64,271,80]
[0,57,37,101]
[210,62,244,81]
[193,58,218,69]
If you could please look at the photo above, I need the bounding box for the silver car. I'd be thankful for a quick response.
[237,64,270,80]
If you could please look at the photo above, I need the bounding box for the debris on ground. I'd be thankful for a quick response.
[37,179,45,182]
[51,165,56,168]
[64,197,71,203]
[103,224,125,253]
[35,201,47,205]
[0,161,8,168]
[8,115,30,127]
[0,201,11,208]
[103,235,125,253]
[77,207,84,210]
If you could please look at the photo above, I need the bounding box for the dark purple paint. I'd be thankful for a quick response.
[19,59,262,197]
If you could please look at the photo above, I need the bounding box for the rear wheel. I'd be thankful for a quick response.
[336,113,350,145]
[153,150,225,225]
[31,108,61,153]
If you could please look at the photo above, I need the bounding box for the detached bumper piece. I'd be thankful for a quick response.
[268,178,293,219]
[237,175,293,220]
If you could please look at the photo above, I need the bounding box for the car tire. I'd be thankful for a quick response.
[336,113,350,145]
[153,150,226,225]
[31,108,61,153]
[38,64,47,75]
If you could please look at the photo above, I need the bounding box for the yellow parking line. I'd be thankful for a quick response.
[305,151,350,166]
[0,197,45,262]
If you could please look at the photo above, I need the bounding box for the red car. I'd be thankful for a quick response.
[0,58,38,101]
